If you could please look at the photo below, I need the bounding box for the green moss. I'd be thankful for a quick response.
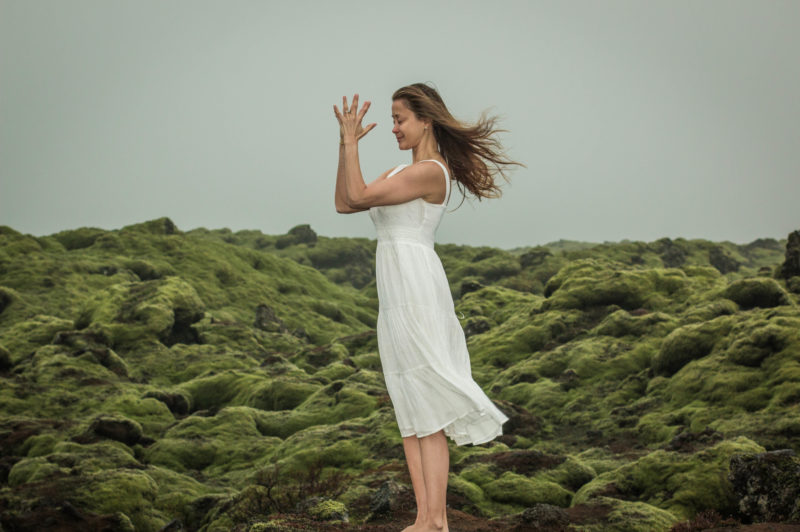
[306,498,348,521]
[448,473,486,504]
[145,436,218,472]
[248,377,322,411]
[177,370,320,412]
[682,299,738,322]
[7,456,63,487]
[574,447,628,476]
[456,285,540,327]
[498,378,567,414]
[145,465,231,524]
[723,320,793,367]
[267,430,368,478]
[1,222,796,530]
[483,471,572,507]
[145,407,282,475]
[635,412,683,445]
[574,436,765,520]
[107,394,174,434]
[652,317,731,376]
[8,440,143,487]
[604,497,679,531]
[75,276,206,349]
[545,455,597,490]
[74,469,167,531]
[594,309,678,338]
[313,361,356,382]
[20,433,62,457]
[0,314,74,364]
[349,352,380,371]
[51,227,107,250]
[723,277,791,309]
[457,463,497,488]
[543,260,689,311]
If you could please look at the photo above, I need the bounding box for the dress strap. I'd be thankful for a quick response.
[420,159,451,206]
[387,163,407,178]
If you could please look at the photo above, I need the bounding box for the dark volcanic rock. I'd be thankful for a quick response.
[460,279,484,297]
[493,402,543,440]
[164,307,204,346]
[276,224,317,249]
[463,317,491,338]
[666,427,723,452]
[87,415,143,446]
[709,247,741,274]
[787,276,800,294]
[368,479,408,519]
[143,390,191,416]
[2,501,136,532]
[0,287,14,315]
[520,248,553,268]
[656,237,688,268]
[0,344,11,372]
[729,449,800,523]
[253,303,287,333]
[520,503,570,529]
[780,230,800,279]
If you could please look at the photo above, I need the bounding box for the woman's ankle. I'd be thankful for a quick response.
[423,516,445,529]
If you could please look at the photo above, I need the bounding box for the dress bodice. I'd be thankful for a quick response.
[368,160,452,248]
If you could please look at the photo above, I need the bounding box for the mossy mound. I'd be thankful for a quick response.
[543,259,690,311]
[723,277,791,309]
[573,436,765,521]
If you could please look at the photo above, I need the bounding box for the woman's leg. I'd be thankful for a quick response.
[419,429,449,530]
[402,435,428,524]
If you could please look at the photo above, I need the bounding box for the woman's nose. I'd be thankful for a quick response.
[392,125,399,134]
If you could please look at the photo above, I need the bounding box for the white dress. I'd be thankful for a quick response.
[368,159,510,446]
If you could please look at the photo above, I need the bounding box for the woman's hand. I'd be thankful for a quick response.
[334,93,376,144]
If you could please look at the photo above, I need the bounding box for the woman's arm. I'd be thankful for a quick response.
[336,93,444,209]
[335,144,393,213]
[335,143,361,212]
[342,140,444,209]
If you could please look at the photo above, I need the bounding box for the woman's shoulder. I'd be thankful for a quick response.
[386,164,408,178]
[416,158,451,180]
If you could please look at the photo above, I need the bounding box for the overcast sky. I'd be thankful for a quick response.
[2,0,798,248]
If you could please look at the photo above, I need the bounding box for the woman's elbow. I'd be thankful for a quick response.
[347,194,370,209]
[335,200,358,213]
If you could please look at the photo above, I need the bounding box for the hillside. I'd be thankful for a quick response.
[1,217,798,531]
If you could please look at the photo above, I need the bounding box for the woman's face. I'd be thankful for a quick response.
[391,99,429,150]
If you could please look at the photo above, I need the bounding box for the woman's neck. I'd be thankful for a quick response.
[411,132,441,163]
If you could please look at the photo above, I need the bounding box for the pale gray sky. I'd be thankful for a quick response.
[2,0,799,248]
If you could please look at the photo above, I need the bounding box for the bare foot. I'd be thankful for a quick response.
[405,519,447,532]
[402,512,448,531]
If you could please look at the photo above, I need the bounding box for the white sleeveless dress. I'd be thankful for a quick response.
[368,159,510,446]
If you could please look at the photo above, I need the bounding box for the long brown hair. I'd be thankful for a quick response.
[392,82,525,208]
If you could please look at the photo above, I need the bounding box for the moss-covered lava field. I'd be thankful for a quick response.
[1,217,798,531]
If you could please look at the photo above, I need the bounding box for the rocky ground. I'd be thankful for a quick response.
[1,218,799,531]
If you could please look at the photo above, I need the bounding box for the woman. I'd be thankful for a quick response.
[333,83,522,532]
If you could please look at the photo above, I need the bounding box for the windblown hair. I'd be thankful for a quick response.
[392,82,525,208]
